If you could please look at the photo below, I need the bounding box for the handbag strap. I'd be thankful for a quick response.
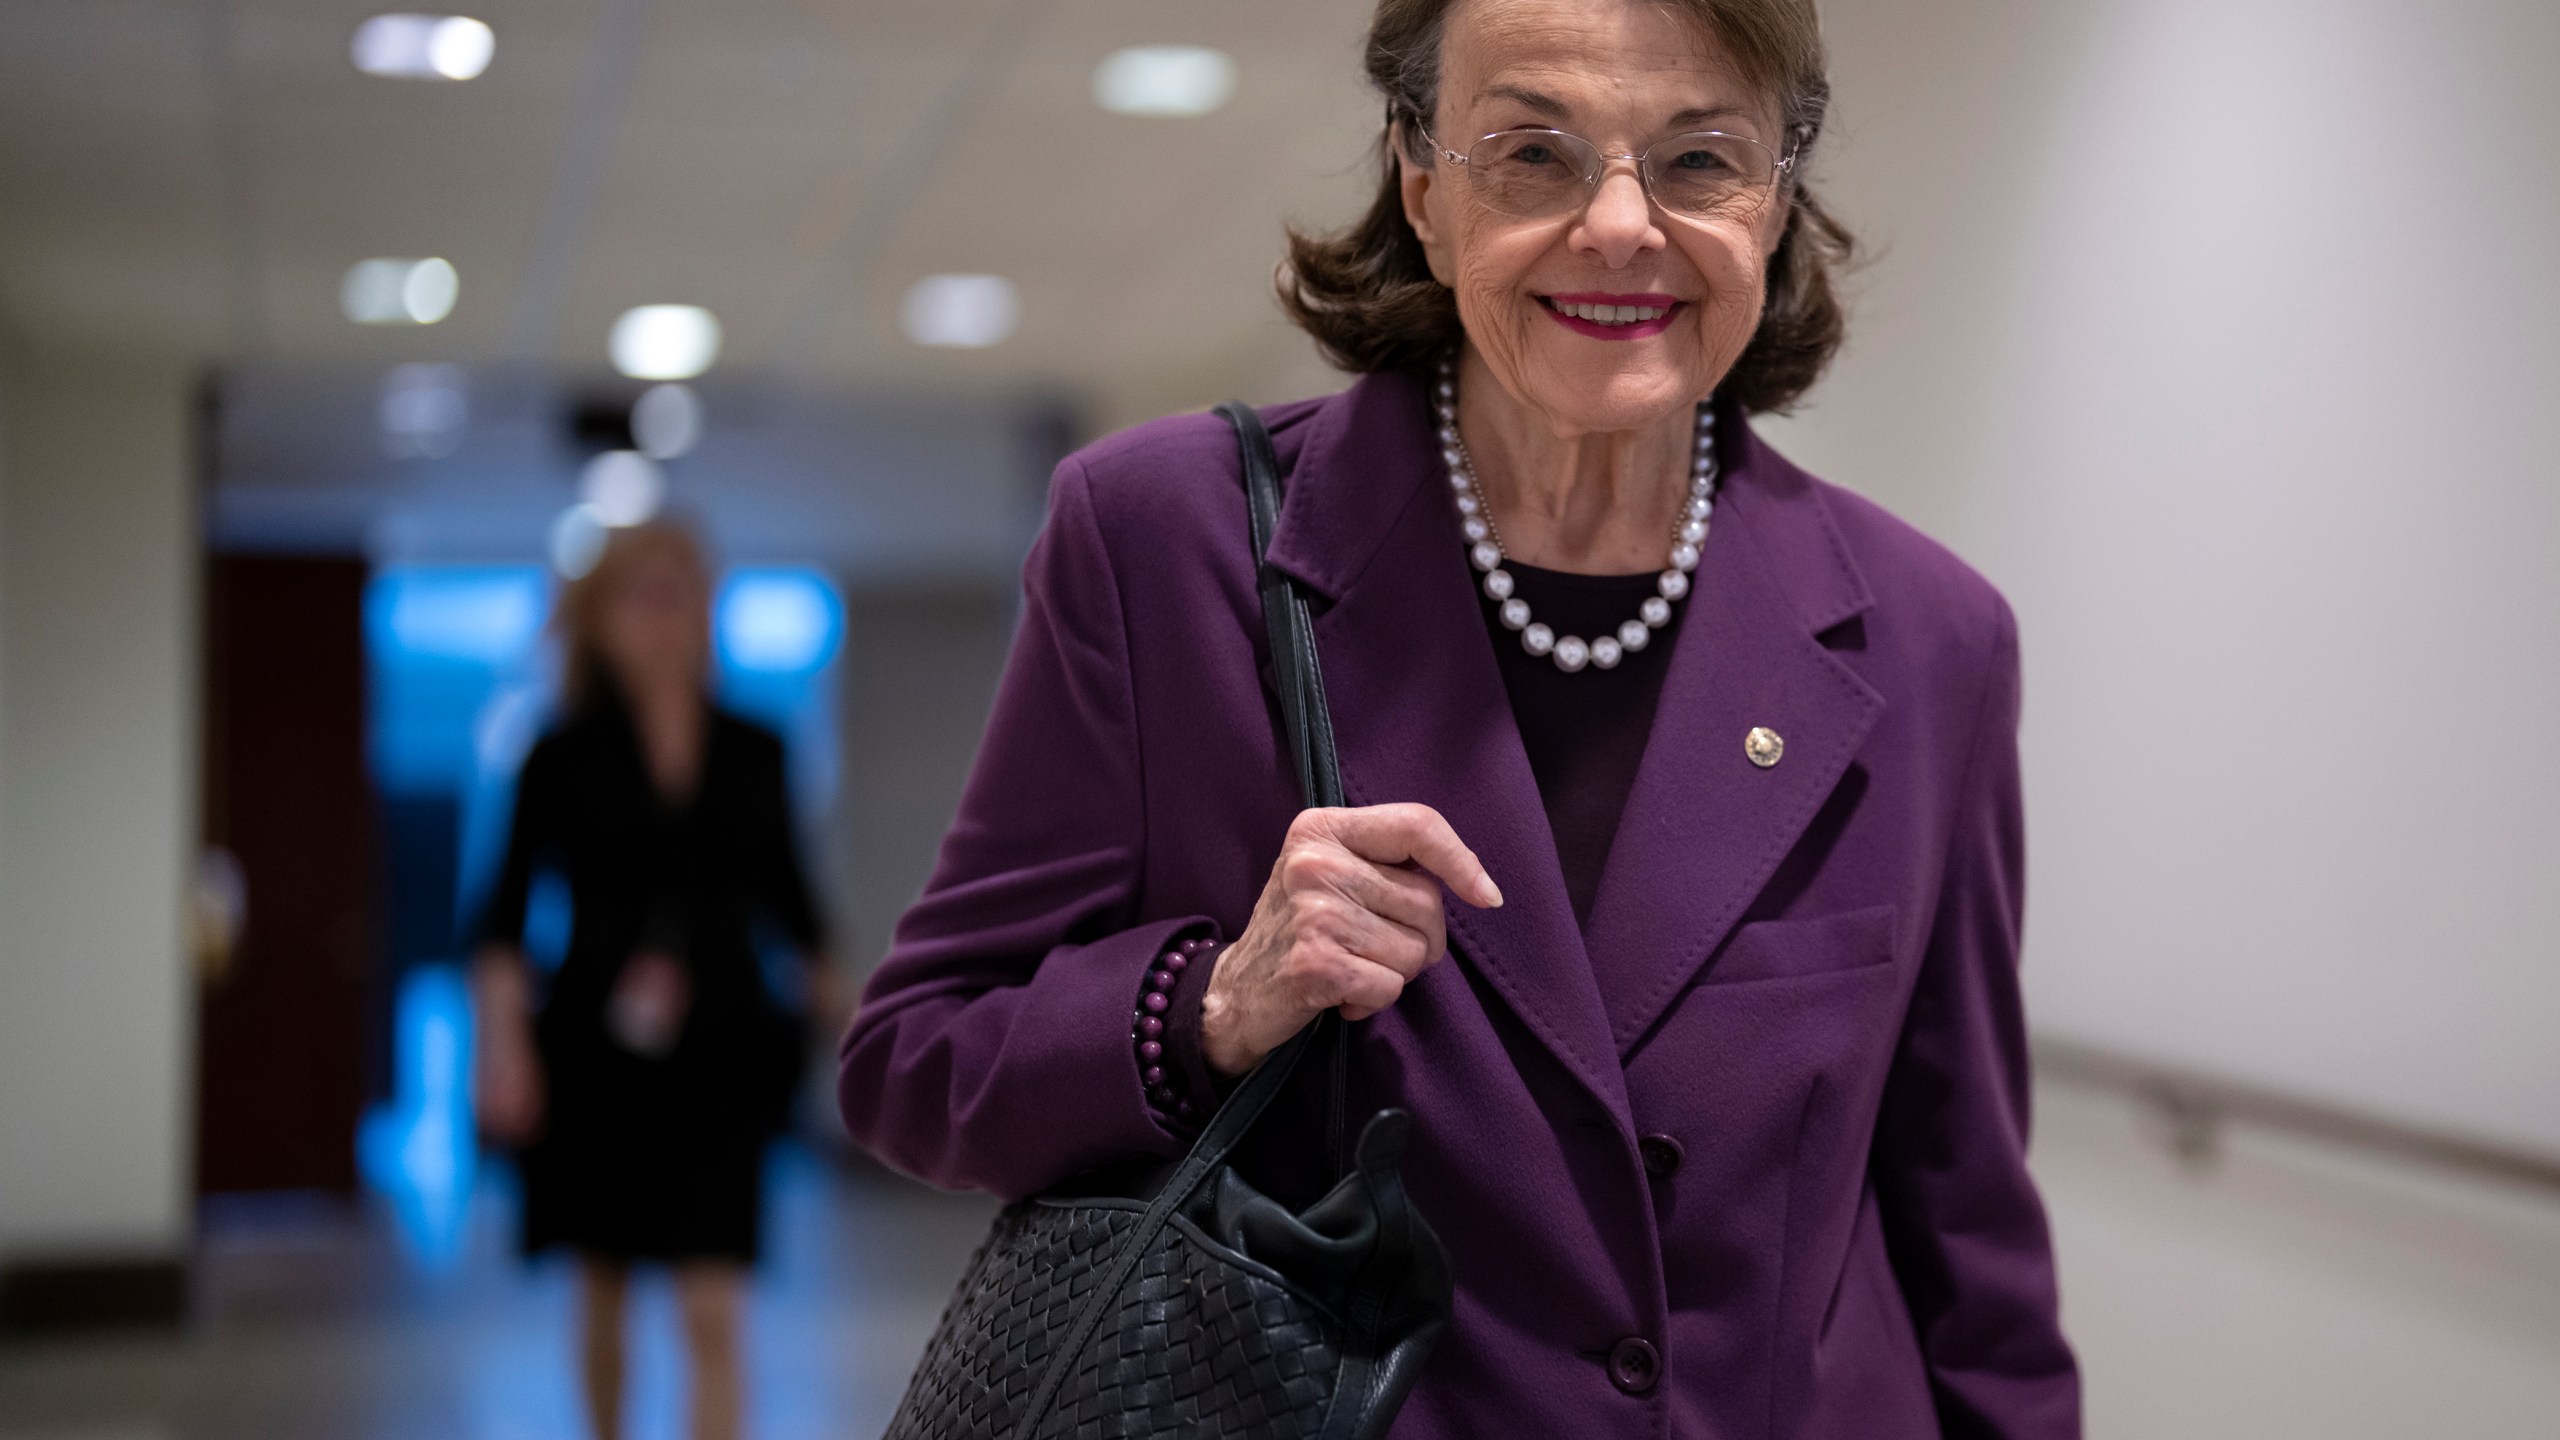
[1012,401,1352,1433]
[1220,398,1353,1171]
[1224,399,1345,811]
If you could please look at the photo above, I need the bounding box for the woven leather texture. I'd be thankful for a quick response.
[881,406,1445,1440]
[887,1198,1343,1439]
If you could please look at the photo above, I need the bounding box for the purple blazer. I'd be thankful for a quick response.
[841,369,2080,1439]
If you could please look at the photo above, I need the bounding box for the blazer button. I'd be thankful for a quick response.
[1638,1133,1684,1177]
[1607,1336,1661,1394]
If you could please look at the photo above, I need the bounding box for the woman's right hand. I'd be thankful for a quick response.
[471,948,546,1145]
[476,1028,546,1145]
[1200,803,1502,1078]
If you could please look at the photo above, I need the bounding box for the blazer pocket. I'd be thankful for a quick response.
[1702,904,1899,986]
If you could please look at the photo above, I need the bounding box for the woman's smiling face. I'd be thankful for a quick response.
[1400,0,1790,436]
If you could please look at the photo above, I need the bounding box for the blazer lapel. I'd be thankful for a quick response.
[1581,411,1886,1052]
[1265,372,1631,1119]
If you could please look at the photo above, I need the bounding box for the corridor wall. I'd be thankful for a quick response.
[1763,0,2560,1157]
[0,348,198,1281]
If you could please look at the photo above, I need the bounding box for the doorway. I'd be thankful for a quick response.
[193,554,375,1196]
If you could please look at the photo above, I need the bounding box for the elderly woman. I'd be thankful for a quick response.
[840,0,2078,1434]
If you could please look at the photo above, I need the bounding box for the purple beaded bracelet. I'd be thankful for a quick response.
[1133,935,1215,1122]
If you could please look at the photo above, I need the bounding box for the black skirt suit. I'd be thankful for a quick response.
[478,699,826,1262]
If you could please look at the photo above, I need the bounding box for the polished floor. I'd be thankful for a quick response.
[0,1143,996,1440]
[2031,1078,2560,1439]
[5,1086,2559,1440]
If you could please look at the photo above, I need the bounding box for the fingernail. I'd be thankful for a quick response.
[1483,877,1504,907]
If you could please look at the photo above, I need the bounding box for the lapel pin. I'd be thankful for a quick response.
[1745,726,1785,769]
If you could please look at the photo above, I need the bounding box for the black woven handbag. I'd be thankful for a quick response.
[880,403,1454,1440]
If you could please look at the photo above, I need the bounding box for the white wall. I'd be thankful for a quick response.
[0,349,199,1264]
[1762,0,2560,1156]
[831,585,1017,975]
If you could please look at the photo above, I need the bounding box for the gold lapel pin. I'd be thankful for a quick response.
[1745,726,1785,769]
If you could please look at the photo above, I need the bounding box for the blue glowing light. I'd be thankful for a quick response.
[358,963,477,1270]
[717,568,842,675]
[522,869,572,972]
[368,566,552,796]
[380,568,548,664]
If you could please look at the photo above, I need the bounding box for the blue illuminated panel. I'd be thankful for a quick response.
[365,566,552,796]
[719,567,843,675]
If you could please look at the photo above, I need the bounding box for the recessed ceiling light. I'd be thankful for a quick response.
[630,383,704,460]
[352,15,495,81]
[550,505,608,578]
[1093,45,1237,118]
[378,363,468,458]
[342,257,459,325]
[580,450,664,528]
[610,305,722,380]
[902,274,1020,348]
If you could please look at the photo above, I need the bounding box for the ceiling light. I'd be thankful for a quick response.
[630,383,703,460]
[549,505,608,579]
[342,257,459,325]
[902,274,1020,348]
[580,450,664,527]
[352,15,495,81]
[378,363,468,459]
[1093,45,1237,118]
[610,305,722,380]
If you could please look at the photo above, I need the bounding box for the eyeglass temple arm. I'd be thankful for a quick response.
[1405,116,1469,167]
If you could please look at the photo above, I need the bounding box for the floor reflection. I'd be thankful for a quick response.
[9,1081,2557,1438]
[0,1142,996,1440]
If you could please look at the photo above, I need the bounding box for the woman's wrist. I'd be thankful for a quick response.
[1198,985,1240,1078]
[1198,973,1272,1080]
[1132,933,1225,1125]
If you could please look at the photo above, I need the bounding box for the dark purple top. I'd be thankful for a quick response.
[841,371,2080,1439]
[1488,562,1689,930]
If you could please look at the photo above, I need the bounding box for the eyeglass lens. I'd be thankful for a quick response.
[1462,130,1778,220]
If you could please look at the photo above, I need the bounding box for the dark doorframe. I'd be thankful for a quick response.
[194,554,375,1196]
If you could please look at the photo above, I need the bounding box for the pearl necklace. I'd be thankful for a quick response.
[1435,358,1718,673]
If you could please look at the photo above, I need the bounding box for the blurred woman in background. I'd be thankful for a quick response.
[472,520,831,1440]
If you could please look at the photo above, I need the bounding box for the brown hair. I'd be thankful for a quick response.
[1277,0,1855,414]
[554,518,714,712]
